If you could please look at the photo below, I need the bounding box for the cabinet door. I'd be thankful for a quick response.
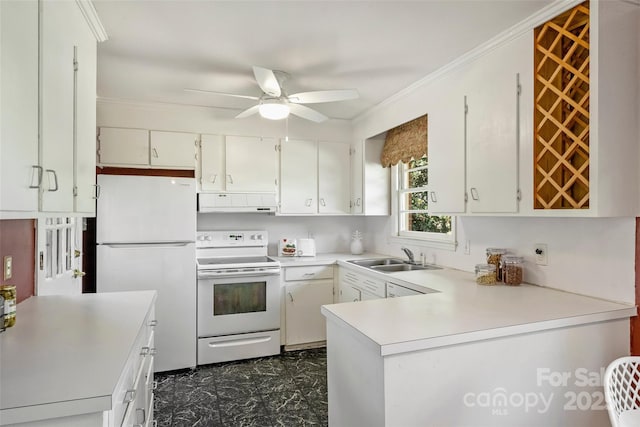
[98,127,149,166]
[285,280,334,345]
[427,70,467,214]
[338,285,361,303]
[73,9,98,214]
[279,139,317,214]
[225,135,277,192]
[40,0,77,212]
[199,134,224,191]
[150,131,198,169]
[0,0,39,214]
[318,141,350,214]
[350,141,363,214]
[465,34,527,213]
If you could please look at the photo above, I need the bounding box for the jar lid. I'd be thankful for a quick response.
[475,263,496,271]
[486,248,507,254]
[502,256,524,263]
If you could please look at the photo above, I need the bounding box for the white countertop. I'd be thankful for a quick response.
[323,262,637,356]
[0,291,156,425]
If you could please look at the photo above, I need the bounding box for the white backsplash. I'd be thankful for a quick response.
[197,213,368,256]
[364,215,636,304]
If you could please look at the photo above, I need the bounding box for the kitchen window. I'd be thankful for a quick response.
[391,156,456,250]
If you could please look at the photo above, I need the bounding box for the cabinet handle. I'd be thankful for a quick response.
[136,408,146,424]
[72,269,85,278]
[210,174,217,184]
[92,184,100,200]
[430,191,437,203]
[140,346,150,356]
[227,174,234,184]
[305,198,312,207]
[152,148,159,158]
[152,380,158,390]
[45,169,58,192]
[353,298,359,302]
[123,389,136,403]
[303,272,315,277]
[29,165,43,189]
[470,187,479,201]
[356,198,361,207]
[148,319,158,327]
[320,198,326,207]
[150,347,157,355]
[288,292,293,302]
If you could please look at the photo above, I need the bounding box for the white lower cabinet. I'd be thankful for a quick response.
[338,268,386,302]
[283,265,334,348]
[112,307,156,427]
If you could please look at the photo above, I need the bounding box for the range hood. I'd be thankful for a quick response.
[198,192,277,213]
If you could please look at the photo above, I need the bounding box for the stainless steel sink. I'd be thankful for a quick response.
[347,258,405,268]
[371,263,442,273]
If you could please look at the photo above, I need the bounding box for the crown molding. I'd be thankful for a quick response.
[76,0,108,42]
[353,0,585,125]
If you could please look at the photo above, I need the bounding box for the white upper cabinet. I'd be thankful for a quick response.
[199,134,224,192]
[464,31,530,214]
[0,0,40,217]
[73,6,99,215]
[279,139,352,215]
[98,127,149,167]
[225,135,278,192]
[350,137,390,216]
[318,141,350,214]
[279,139,318,214]
[98,128,198,170]
[198,134,278,193]
[426,68,466,215]
[40,0,78,213]
[150,131,198,169]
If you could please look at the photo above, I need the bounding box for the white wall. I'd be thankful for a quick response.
[97,98,352,142]
[365,215,636,304]
[198,213,367,256]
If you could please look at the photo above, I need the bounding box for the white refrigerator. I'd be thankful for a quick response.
[96,175,197,371]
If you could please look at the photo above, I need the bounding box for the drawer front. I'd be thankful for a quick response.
[361,277,385,297]
[285,265,333,281]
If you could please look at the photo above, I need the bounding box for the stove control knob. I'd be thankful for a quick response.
[255,234,263,241]
[197,236,204,241]
[205,235,213,241]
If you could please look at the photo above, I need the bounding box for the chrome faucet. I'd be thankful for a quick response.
[401,247,415,264]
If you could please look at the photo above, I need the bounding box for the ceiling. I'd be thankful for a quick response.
[93,0,554,122]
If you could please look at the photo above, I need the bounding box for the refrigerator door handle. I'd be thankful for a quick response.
[100,242,193,248]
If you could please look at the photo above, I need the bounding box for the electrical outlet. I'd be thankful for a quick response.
[4,256,12,280]
[534,244,548,265]
[464,240,471,255]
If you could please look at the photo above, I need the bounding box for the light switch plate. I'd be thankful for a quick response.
[4,256,12,280]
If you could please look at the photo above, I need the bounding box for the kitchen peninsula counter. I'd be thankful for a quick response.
[0,291,156,426]
[323,263,636,427]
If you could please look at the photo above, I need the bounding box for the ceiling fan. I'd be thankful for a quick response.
[185,66,359,123]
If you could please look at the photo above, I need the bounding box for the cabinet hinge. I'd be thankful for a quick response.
[275,145,281,152]
[517,188,522,201]
[73,186,78,197]
[517,84,522,96]
[464,104,468,114]
[464,192,468,203]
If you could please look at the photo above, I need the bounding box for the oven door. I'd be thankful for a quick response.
[197,271,280,337]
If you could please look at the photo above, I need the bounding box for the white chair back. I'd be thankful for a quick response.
[604,356,640,427]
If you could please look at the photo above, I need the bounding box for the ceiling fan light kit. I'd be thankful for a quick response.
[186,65,359,123]
[259,100,290,120]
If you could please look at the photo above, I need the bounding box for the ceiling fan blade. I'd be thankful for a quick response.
[184,88,260,101]
[235,105,260,119]
[288,89,359,104]
[253,66,281,97]
[289,104,328,123]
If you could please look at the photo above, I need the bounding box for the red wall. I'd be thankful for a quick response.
[0,219,36,303]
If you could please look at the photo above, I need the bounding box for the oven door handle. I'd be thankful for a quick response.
[197,269,281,279]
[207,335,273,348]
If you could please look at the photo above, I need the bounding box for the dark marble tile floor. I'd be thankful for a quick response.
[154,348,328,427]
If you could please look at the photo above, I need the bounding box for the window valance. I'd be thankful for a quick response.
[380,115,427,167]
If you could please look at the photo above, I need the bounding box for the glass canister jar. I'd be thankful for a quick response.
[486,248,507,281]
[0,294,4,332]
[475,264,497,286]
[0,285,16,328]
[502,256,524,286]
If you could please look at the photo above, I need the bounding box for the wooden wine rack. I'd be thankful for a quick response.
[533,2,590,209]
